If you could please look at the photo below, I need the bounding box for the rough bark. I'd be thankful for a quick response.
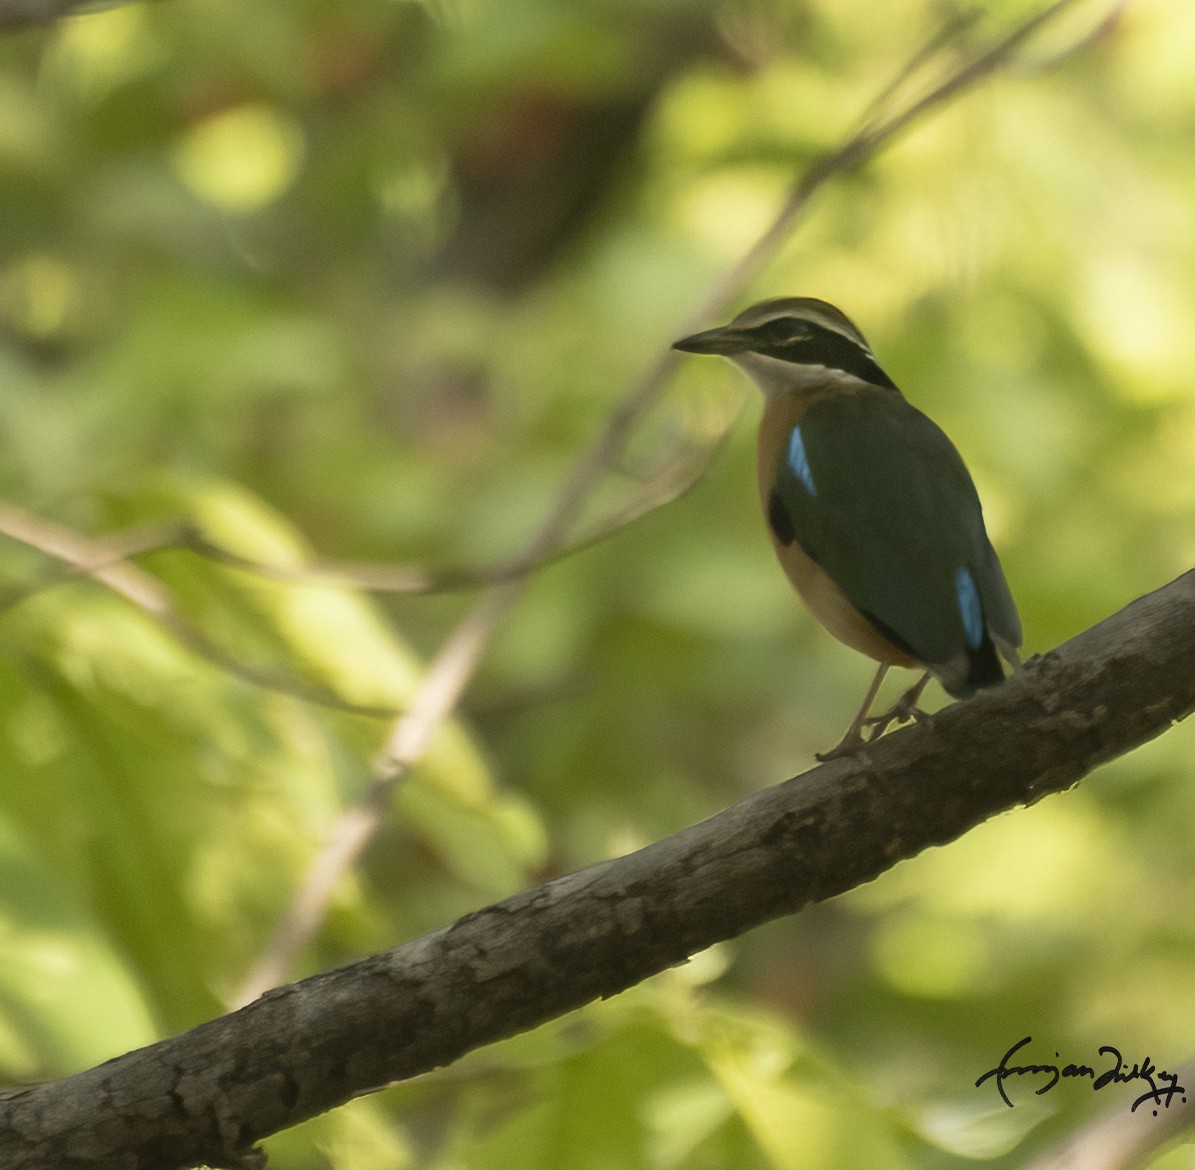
[0,0,107,31]
[1,570,1192,1170]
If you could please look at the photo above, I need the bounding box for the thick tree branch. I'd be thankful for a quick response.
[2,570,1192,1170]
[0,0,92,30]
[0,0,154,32]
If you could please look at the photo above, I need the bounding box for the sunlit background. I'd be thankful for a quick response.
[0,0,1193,1165]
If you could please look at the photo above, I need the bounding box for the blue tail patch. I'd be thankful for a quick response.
[955,566,984,649]
[787,426,816,496]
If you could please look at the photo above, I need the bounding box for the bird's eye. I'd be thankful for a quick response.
[752,317,813,348]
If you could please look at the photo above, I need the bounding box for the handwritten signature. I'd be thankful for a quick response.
[976,1036,1187,1115]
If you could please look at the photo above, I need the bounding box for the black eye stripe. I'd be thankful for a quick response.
[746,318,895,390]
[750,318,818,345]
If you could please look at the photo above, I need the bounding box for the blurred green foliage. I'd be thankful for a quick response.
[0,0,1193,1166]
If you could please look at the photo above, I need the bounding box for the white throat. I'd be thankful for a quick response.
[725,352,873,402]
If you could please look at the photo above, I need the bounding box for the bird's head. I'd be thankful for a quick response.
[672,297,895,398]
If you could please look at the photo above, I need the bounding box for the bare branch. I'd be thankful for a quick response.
[0,504,396,719]
[182,425,731,594]
[850,5,984,146]
[233,0,1094,1007]
[233,588,510,1002]
[0,520,198,614]
[3,570,1193,1170]
[0,423,728,603]
[0,0,100,32]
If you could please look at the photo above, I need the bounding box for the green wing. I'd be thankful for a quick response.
[771,388,1021,692]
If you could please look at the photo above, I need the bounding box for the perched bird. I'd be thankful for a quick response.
[673,297,1021,759]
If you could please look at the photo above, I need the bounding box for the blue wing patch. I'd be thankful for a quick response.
[955,566,984,649]
[786,426,816,496]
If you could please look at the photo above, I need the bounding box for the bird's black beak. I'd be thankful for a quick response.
[671,325,751,356]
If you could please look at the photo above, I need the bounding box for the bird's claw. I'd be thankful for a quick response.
[863,703,928,741]
[814,734,865,762]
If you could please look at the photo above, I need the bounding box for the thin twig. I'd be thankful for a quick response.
[851,5,983,137]
[1016,0,1128,74]
[0,421,727,603]
[0,520,198,615]
[184,424,731,593]
[231,0,1091,1007]
[0,504,396,718]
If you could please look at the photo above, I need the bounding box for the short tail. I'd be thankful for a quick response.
[965,636,1005,692]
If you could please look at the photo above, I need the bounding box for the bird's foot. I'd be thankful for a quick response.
[815,727,868,762]
[862,671,932,742]
[817,736,865,764]
[862,706,928,742]
[813,667,933,761]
